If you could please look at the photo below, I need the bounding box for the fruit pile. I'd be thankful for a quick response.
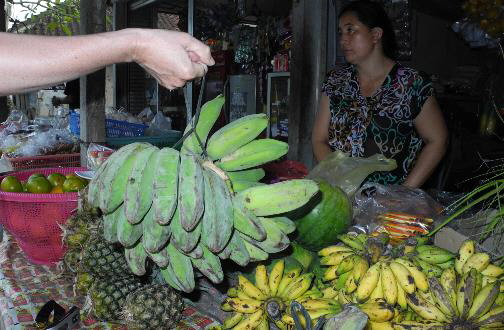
[87,95,319,293]
[0,172,88,193]
[462,0,504,38]
[316,234,504,329]
[221,261,341,329]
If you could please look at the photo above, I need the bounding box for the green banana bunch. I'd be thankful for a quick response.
[88,95,320,293]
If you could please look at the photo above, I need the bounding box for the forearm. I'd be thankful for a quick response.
[312,141,332,163]
[403,141,447,188]
[0,29,137,94]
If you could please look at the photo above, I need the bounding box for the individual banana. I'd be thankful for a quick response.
[352,256,370,283]
[269,260,284,297]
[475,305,504,327]
[222,312,244,329]
[164,243,195,293]
[223,231,251,267]
[254,264,270,296]
[462,252,491,274]
[145,244,169,268]
[206,113,268,160]
[390,261,416,294]
[224,297,263,314]
[370,271,384,301]
[123,146,158,224]
[240,235,270,261]
[412,256,443,278]
[102,203,120,243]
[142,206,171,253]
[235,179,319,217]
[395,258,429,292]
[177,152,205,231]
[282,273,314,300]
[277,268,302,298]
[440,267,458,314]
[467,280,501,321]
[320,251,354,266]
[98,143,150,213]
[437,259,455,270]
[455,240,475,274]
[301,298,340,311]
[201,167,234,253]
[190,245,224,284]
[406,292,447,322]
[336,255,357,275]
[457,268,477,318]
[381,262,398,305]
[318,245,354,257]
[169,206,201,253]
[182,94,225,155]
[356,262,382,302]
[238,275,267,301]
[428,277,456,319]
[482,264,504,277]
[226,168,266,182]
[216,138,288,171]
[116,204,143,248]
[88,142,145,208]
[232,199,266,241]
[396,280,408,310]
[391,320,447,329]
[124,240,147,276]
[152,147,180,225]
[232,180,266,193]
[256,315,269,330]
[337,234,365,251]
[266,217,297,235]
[359,299,395,322]
[416,245,455,264]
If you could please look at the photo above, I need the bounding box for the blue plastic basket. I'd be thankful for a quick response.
[106,131,182,149]
[69,112,147,138]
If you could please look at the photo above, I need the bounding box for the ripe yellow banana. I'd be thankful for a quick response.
[428,277,456,319]
[370,271,384,301]
[269,260,284,297]
[405,292,448,322]
[227,287,239,298]
[392,320,447,329]
[440,267,458,314]
[318,245,354,257]
[336,255,357,275]
[255,264,270,296]
[283,273,314,300]
[457,268,477,318]
[320,251,354,266]
[233,309,264,329]
[381,262,398,305]
[463,252,491,274]
[256,315,269,330]
[482,264,504,277]
[321,285,339,299]
[396,280,407,310]
[352,256,370,282]
[225,297,263,313]
[338,289,352,304]
[301,298,340,310]
[277,268,302,298]
[395,258,429,292]
[455,240,475,274]
[359,300,395,322]
[356,262,382,302]
[238,275,267,301]
[475,305,504,327]
[390,261,416,294]
[222,312,243,329]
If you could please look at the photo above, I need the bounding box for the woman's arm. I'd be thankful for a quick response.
[312,94,333,162]
[0,29,214,95]
[403,96,448,188]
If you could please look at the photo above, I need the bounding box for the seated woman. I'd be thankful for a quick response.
[312,0,448,189]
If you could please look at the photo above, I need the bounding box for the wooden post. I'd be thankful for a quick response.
[0,2,8,122]
[79,0,107,166]
[288,0,328,169]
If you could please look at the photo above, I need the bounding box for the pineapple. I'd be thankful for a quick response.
[79,237,132,277]
[89,276,144,321]
[123,284,184,329]
[75,272,95,294]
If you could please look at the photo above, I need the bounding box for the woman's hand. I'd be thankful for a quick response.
[312,94,333,162]
[403,96,448,188]
[132,29,215,90]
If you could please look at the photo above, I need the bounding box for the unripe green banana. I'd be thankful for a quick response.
[182,94,225,155]
[145,244,169,268]
[226,168,266,182]
[226,231,251,266]
[152,147,180,225]
[216,138,288,171]
[265,216,296,235]
[102,204,120,243]
[233,199,267,241]
[169,206,201,253]
[190,245,224,284]
[124,146,158,224]
[142,206,171,253]
[124,240,147,276]
[178,151,205,231]
[240,235,269,262]
[235,179,319,216]
[116,205,143,248]
[164,243,195,293]
[232,180,266,193]
[206,113,268,160]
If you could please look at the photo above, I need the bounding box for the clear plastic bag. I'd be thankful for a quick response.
[307,150,397,197]
[138,107,155,124]
[87,143,114,170]
[353,183,443,242]
[145,111,172,136]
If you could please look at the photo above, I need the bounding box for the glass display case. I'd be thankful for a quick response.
[267,72,290,141]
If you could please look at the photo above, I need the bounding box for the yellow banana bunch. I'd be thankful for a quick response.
[221,262,341,329]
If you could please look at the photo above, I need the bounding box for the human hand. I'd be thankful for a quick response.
[132,29,214,90]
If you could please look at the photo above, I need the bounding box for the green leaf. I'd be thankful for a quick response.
[62,25,71,36]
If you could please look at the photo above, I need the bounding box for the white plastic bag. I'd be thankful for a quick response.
[145,111,172,136]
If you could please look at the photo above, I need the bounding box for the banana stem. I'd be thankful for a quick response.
[429,182,504,237]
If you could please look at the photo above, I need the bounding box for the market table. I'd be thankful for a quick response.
[0,233,221,330]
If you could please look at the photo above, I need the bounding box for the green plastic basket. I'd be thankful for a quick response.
[106,131,182,149]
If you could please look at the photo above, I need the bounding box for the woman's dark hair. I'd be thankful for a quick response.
[339,0,397,59]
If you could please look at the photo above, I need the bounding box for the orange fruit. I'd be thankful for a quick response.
[26,177,53,194]
[1,176,23,192]
[28,173,45,182]
[47,173,66,187]
[51,185,64,194]
[63,177,87,192]
[22,182,28,192]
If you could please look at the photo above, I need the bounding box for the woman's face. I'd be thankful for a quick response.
[338,12,379,64]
